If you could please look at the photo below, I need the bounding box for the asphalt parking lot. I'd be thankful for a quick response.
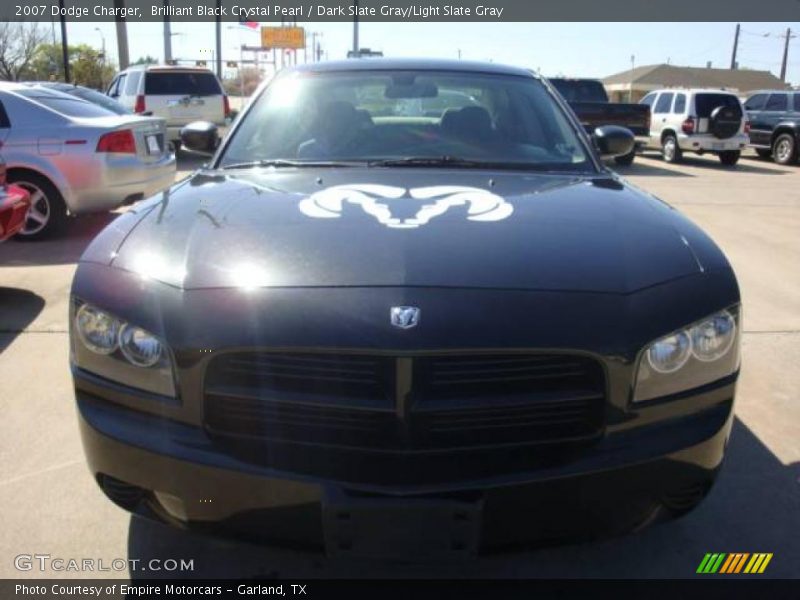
[0,150,797,579]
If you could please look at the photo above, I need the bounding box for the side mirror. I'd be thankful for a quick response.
[180,121,220,155]
[593,125,635,158]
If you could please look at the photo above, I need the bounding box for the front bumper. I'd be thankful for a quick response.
[76,370,736,554]
[678,133,748,153]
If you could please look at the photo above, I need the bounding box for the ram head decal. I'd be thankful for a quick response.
[297,184,513,229]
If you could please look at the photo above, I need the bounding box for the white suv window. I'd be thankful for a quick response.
[654,92,673,114]
[124,71,142,95]
[144,71,222,96]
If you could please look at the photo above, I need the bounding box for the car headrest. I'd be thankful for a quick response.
[441,106,494,142]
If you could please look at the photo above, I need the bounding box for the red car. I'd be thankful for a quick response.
[0,161,31,241]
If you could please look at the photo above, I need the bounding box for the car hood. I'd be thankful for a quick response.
[94,168,707,293]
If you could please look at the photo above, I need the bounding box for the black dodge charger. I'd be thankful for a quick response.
[71,59,740,559]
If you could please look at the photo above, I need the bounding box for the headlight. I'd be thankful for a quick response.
[71,301,176,398]
[691,311,736,362]
[634,307,740,403]
[119,324,163,368]
[647,331,692,374]
[75,304,121,355]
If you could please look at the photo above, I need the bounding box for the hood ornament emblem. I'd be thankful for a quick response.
[390,306,420,329]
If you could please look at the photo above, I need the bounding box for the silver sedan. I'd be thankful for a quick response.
[0,83,176,239]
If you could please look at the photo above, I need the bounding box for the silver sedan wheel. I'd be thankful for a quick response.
[15,181,50,236]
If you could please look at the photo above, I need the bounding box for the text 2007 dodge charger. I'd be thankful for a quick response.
[70,60,740,559]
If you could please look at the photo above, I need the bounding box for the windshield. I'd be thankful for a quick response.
[69,87,130,115]
[219,70,592,171]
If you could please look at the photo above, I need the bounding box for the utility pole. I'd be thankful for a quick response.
[352,0,359,55]
[629,54,635,103]
[310,32,323,63]
[780,27,794,82]
[215,0,222,79]
[114,0,130,70]
[57,0,69,82]
[163,1,172,62]
[730,23,740,69]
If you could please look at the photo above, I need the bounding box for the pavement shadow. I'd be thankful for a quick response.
[0,288,45,353]
[0,212,118,267]
[654,154,787,175]
[125,417,798,579]
[612,159,693,178]
[177,150,212,172]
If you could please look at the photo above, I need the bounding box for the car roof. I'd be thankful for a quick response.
[650,88,740,95]
[24,81,89,91]
[0,81,30,92]
[123,64,216,74]
[290,58,536,78]
[746,89,794,95]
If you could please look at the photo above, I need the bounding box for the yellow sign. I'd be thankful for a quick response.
[261,26,305,50]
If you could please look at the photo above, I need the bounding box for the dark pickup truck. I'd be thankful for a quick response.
[549,78,651,166]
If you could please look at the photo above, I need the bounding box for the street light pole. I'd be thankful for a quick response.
[95,27,106,89]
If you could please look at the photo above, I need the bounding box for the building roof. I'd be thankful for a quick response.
[603,64,788,93]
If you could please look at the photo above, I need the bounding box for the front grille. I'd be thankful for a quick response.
[206,352,395,401]
[414,354,602,399]
[204,352,605,456]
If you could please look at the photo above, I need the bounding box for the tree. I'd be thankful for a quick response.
[0,22,47,81]
[133,55,158,65]
[29,44,116,89]
[71,45,116,89]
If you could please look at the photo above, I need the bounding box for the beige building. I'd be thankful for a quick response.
[603,64,789,103]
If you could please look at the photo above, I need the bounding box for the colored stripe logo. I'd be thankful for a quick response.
[697,553,773,574]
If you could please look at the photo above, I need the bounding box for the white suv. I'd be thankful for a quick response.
[639,89,749,165]
[107,65,229,150]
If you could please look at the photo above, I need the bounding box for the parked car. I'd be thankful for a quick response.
[107,65,229,150]
[639,89,749,165]
[0,159,31,242]
[71,59,740,557]
[743,90,800,165]
[27,81,131,115]
[0,83,175,239]
[548,78,651,166]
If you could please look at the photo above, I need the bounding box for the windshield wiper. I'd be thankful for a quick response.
[367,156,552,170]
[221,159,363,170]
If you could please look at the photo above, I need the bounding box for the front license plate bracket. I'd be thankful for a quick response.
[322,488,483,561]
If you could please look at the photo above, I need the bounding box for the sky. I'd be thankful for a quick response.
[58,21,800,87]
